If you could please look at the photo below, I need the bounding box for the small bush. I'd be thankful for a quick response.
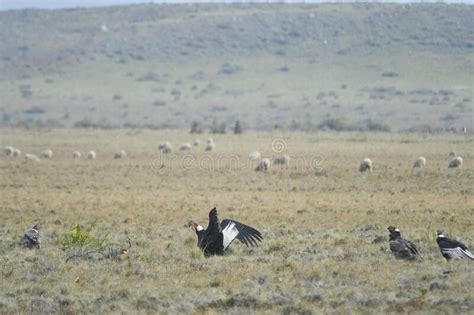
[218,64,242,75]
[382,71,399,78]
[61,223,109,252]
[364,120,391,132]
[19,85,32,98]
[137,72,162,82]
[234,120,243,134]
[318,118,356,131]
[190,121,203,134]
[152,100,166,107]
[210,121,226,134]
[74,118,97,128]
[23,106,45,115]
[61,223,110,262]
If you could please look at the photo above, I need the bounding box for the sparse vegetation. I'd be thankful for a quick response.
[0,4,472,131]
[0,2,473,312]
[210,120,227,134]
[0,130,473,313]
[234,120,243,134]
[318,118,356,131]
[190,121,203,134]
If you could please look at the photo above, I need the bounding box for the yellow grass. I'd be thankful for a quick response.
[0,129,473,313]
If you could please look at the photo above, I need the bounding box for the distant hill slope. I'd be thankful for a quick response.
[0,4,473,131]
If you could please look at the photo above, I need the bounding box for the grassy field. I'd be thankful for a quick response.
[0,129,473,313]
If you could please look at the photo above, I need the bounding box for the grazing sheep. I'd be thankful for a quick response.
[40,149,53,159]
[205,138,215,152]
[413,156,426,169]
[179,143,192,151]
[114,150,127,159]
[359,158,372,173]
[193,139,201,146]
[72,151,81,159]
[25,153,40,162]
[274,154,290,165]
[449,156,463,168]
[87,150,96,160]
[448,151,456,158]
[205,142,215,151]
[255,158,270,172]
[4,146,14,156]
[158,142,172,154]
[249,151,261,160]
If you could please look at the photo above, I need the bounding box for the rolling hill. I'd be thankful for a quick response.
[0,3,473,131]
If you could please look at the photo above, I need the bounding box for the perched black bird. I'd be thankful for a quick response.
[20,223,41,249]
[436,231,473,261]
[188,207,263,256]
[387,226,419,261]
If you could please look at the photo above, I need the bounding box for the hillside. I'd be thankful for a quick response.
[0,3,473,131]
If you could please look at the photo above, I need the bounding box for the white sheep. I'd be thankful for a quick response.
[158,142,172,154]
[12,148,21,157]
[413,156,426,169]
[4,146,14,156]
[255,158,270,172]
[25,153,40,162]
[449,156,463,168]
[72,151,81,159]
[249,151,261,160]
[179,143,191,151]
[359,158,373,172]
[87,150,96,160]
[274,154,290,165]
[193,139,201,147]
[205,142,215,151]
[114,150,127,159]
[205,138,215,151]
[40,149,53,159]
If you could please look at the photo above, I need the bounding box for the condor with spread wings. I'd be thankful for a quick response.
[188,207,263,256]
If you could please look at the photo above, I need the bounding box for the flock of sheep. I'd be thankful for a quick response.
[4,146,101,162]
[358,151,463,173]
[2,138,216,163]
[3,141,464,172]
[158,137,215,154]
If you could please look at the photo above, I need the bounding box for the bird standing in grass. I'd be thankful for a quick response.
[436,231,473,261]
[188,207,263,257]
[20,223,41,249]
[387,226,419,261]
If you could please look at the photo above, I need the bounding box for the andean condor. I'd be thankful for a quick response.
[436,231,473,261]
[20,223,41,249]
[387,226,419,261]
[188,207,263,256]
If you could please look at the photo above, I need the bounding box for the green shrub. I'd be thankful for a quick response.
[61,223,110,261]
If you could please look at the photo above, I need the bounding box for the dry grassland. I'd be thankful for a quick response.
[0,129,473,313]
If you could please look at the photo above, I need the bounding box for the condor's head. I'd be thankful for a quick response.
[387,226,401,240]
[187,220,204,234]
